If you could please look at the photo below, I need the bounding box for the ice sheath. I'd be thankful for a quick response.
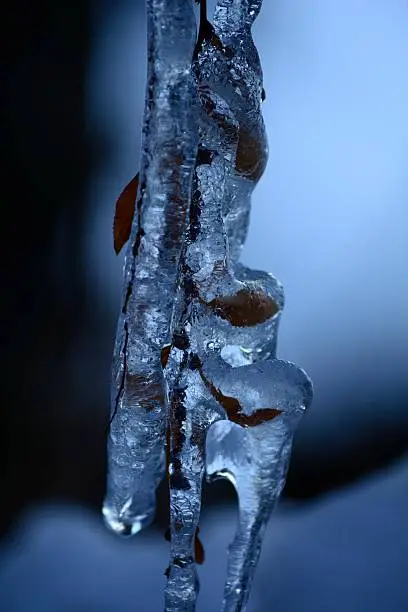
[103,1,313,611]
[103,0,199,536]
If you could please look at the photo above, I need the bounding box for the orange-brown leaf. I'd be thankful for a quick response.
[113,173,139,254]
[194,527,205,565]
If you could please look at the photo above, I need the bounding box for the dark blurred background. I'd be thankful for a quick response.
[2,1,407,610]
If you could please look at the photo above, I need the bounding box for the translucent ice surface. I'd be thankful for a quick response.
[103,1,313,610]
[103,0,198,537]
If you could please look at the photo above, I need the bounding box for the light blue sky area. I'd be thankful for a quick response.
[249,0,408,377]
[86,1,408,440]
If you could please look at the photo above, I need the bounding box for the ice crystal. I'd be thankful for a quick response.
[103,1,313,610]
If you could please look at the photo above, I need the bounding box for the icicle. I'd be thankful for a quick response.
[103,0,198,537]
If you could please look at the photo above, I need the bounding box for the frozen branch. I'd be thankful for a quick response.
[103,1,313,610]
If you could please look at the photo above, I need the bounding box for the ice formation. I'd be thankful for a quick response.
[103,1,313,610]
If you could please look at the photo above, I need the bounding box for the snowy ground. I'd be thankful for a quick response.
[1,456,407,612]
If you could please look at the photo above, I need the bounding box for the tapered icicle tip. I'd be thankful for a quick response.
[102,503,148,537]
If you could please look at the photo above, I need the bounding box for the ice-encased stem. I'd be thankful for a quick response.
[103,0,198,536]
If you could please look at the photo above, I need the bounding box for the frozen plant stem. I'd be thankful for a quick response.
[103,1,313,611]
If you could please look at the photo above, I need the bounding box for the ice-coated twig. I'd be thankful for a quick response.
[103,0,198,536]
[103,1,313,611]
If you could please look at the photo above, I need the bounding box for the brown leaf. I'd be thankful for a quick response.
[207,288,279,327]
[194,527,205,564]
[235,126,268,182]
[160,344,171,369]
[197,358,282,427]
[113,173,139,254]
